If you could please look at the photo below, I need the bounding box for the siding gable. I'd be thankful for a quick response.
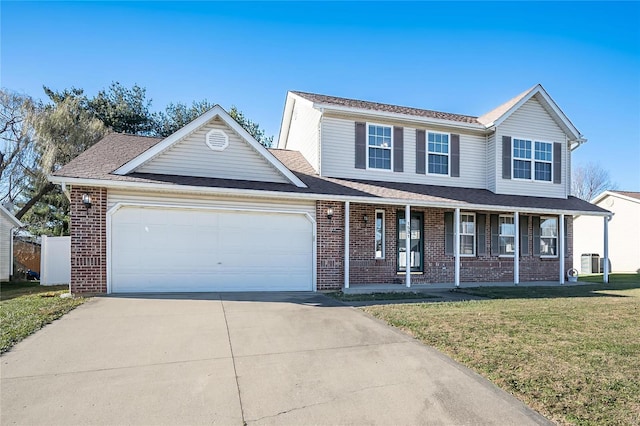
[496,97,569,199]
[136,117,289,184]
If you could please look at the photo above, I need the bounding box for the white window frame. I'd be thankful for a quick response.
[512,137,532,180]
[534,141,553,182]
[459,212,476,257]
[539,216,559,258]
[427,131,451,176]
[512,137,553,183]
[499,214,515,257]
[366,123,393,172]
[374,209,385,259]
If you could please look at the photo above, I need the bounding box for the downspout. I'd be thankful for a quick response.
[61,182,71,201]
[603,214,613,284]
[318,107,324,176]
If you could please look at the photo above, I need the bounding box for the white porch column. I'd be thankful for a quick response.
[344,201,350,289]
[454,208,460,287]
[559,214,565,284]
[603,215,610,284]
[405,204,411,288]
[514,212,520,285]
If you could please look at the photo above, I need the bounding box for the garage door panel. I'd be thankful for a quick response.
[110,206,313,292]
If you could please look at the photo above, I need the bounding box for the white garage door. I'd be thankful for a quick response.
[110,206,313,292]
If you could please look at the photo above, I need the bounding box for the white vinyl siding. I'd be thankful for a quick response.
[107,189,315,217]
[137,117,288,184]
[0,217,12,281]
[321,115,486,189]
[285,100,322,172]
[496,96,568,198]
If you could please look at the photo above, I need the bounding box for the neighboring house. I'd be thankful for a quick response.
[0,204,23,282]
[49,84,609,294]
[573,191,640,273]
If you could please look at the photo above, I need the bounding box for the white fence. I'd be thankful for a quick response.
[40,235,70,286]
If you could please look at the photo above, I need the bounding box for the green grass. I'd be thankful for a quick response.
[363,274,640,426]
[1,282,86,354]
[327,291,440,302]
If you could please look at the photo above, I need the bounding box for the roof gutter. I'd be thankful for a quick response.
[49,175,610,218]
[569,136,587,151]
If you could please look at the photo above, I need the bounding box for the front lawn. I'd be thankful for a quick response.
[363,274,640,426]
[0,282,86,354]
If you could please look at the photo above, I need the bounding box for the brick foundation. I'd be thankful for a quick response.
[70,187,107,294]
[318,202,573,290]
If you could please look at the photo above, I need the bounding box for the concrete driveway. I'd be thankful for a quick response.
[1,293,550,425]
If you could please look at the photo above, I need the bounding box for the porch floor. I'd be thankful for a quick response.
[342,280,585,294]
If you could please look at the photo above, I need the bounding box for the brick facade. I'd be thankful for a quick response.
[316,201,345,290]
[70,186,107,294]
[318,201,573,290]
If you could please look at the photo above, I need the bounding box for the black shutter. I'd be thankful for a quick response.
[450,134,460,177]
[520,215,529,256]
[477,213,486,256]
[553,142,562,184]
[444,212,454,256]
[502,136,512,179]
[564,216,569,258]
[355,122,366,169]
[490,214,499,256]
[416,129,426,174]
[532,216,541,256]
[394,126,404,172]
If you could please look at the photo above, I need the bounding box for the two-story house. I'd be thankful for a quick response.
[50,84,609,294]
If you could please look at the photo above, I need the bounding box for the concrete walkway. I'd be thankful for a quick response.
[1,292,551,425]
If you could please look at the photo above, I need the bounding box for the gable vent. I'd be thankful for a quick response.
[205,129,229,151]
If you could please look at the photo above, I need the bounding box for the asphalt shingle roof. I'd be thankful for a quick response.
[52,133,608,214]
[291,91,480,125]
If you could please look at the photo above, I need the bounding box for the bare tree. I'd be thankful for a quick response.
[572,162,617,201]
[0,89,37,204]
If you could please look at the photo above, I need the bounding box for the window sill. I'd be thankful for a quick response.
[365,167,393,172]
[396,272,425,275]
[498,255,515,258]
[540,255,559,259]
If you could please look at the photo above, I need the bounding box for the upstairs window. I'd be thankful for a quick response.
[428,132,449,175]
[513,138,532,179]
[513,138,553,182]
[367,124,392,170]
[534,141,553,181]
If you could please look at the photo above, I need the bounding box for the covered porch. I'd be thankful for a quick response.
[319,199,612,292]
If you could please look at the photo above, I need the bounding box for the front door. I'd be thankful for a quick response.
[397,211,423,272]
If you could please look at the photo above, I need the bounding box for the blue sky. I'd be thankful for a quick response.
[2,1,639,190]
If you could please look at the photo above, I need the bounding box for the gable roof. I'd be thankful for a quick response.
[112,105,306,188]
[0,204,23,227]
[591,190,640,205]
[288,85,584,143]
[477,84,584,142]
[291,91,480,125]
